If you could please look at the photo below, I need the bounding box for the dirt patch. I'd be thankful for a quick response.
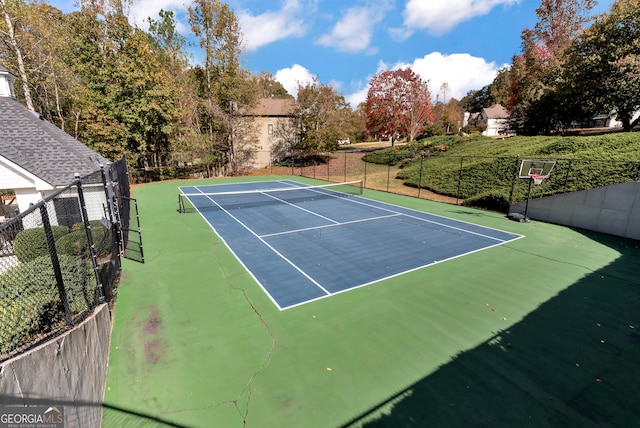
[142,308,165,365]
[143,310,162,335]
[144,339,164,365]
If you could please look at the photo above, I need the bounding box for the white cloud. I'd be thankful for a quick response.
[396,0,519,38]
[316,2,392,53]
[275,64,316,98]
[345,85,369,109]
[343,52,503,108]
[128,0,308,51]
[395,52,504,101]
[238,0,307,51]
[128,0,191,31]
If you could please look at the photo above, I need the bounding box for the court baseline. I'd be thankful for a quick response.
[180,180,523,309]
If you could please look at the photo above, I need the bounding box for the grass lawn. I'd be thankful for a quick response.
[102,176,640,427]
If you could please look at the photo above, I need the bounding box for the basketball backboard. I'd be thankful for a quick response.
[519,159,556,179]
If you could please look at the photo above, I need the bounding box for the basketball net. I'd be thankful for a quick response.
[530,174,546,185]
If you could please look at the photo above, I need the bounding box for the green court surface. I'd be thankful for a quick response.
[102,176,640,428]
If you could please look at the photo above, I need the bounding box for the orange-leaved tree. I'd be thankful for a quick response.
[365,67,434,142]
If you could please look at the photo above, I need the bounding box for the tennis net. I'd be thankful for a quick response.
[178,180,363,213]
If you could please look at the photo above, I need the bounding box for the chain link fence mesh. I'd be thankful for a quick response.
[0,156,130,361]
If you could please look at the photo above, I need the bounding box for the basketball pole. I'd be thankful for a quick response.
[524,177,533,220]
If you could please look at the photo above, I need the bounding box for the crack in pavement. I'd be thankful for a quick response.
[160,263,276,427]
[232,285,276,427]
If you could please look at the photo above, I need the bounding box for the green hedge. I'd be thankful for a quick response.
[0,255,95,355]
[13,221,112,263]
[13,226,70,263]
[462,191,511,213]
[362,141,425,166]
[56,221,112,258]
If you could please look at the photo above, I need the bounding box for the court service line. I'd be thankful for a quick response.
[262,191,340,224]
[191,189,333,297]
[307,186,510,243]
[259,213,403,238]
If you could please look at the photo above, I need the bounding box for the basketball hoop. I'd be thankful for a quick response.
[530,174,546,185]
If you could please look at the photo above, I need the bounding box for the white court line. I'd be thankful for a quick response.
[259,213,402,238]
[262,191,340,224]
[190,188,333,297]
[184,180,523,310]
[301,185,512,243]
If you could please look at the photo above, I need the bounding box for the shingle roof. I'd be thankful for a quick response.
[242,98,297,116]
[0,97,108,187]
[483,104,510,119]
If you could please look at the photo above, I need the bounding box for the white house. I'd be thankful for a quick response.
[592,110,640,128]
[477,104,511,136]
[465,104,511,136]
[0,64,109,224]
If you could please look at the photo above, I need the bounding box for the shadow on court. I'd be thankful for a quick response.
[341,231,640,428]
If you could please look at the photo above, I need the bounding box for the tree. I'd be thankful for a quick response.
[296,78,352,153]
[62,4,178,166]
[507,0,597,134]
[147,9,208,164]
[365,68,434,142]
[534,0,596,61]
[188,0,257,174]
[270,116,301,162]
[17,3,82,131]
[0,0,34,110]
[563,0,640,131]
[460,87,491,113]
[432,83,464,134]
[254,71,291,98]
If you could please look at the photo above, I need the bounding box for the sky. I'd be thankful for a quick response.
[48,0,615,108]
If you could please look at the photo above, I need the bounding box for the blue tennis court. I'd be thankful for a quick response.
[179,180,523,310]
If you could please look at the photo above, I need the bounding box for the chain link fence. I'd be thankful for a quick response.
[0,156,131,362]
[285,151,640,209]
[129,148,640,208]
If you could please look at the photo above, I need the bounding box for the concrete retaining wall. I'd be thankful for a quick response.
[510,181,640,240]
[0,304,111,428]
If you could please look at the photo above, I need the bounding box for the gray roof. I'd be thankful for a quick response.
[0,97,109,187]
[483,104,510,119]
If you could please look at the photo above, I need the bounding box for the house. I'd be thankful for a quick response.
[465,104,511,136]
[463,111,481,128]
[240,97,297,168]
[591,110,640,128]
[479,104,510,136]
[0,64,109,224]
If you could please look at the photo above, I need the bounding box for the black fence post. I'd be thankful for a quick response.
[418,154,424,199]
[564,159,573,193]
[456,157,464,204]
[76,174,106,303]
[39,203,72,326]
[100,165,120,272]
[386,153,391,193]
[110,161,126,259]
[327,153,330,181]
[508,155,520,206]
[636,162,640,181]
[344,151,347,183]
[364,159,368,189]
